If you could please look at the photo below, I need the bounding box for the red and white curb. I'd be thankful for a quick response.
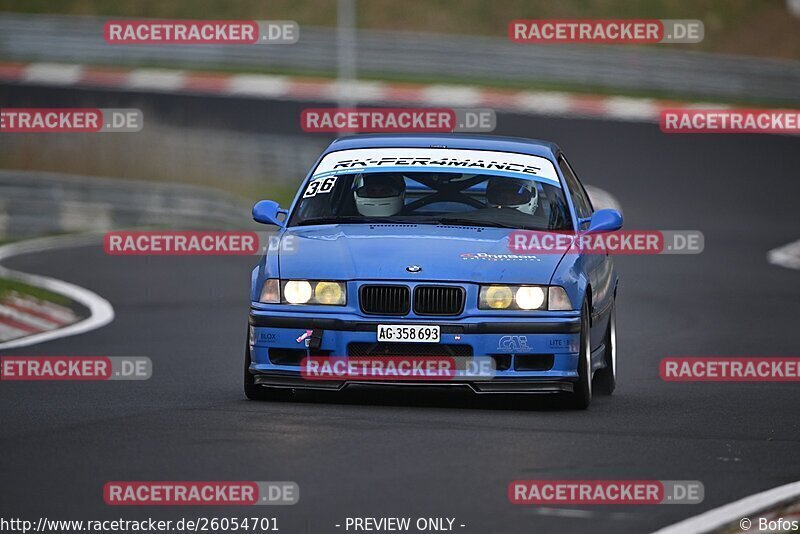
[652,480,800,534]
[0,235,114,350]
[0,291,79,342]
[0,61,733,123]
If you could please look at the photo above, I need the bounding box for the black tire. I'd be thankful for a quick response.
[594,299,617,395]
[244,335,293,401]
[566,299,592,409]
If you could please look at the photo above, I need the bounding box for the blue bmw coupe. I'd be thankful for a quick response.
[246,134,621,408]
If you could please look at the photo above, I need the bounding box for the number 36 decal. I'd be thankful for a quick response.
[303,176,338,198]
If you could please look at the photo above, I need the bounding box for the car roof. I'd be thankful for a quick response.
[323,134,561,160]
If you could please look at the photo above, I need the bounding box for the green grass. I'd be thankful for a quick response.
[0,277,73,306]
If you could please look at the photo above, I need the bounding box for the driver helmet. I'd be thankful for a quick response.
[353,173,406,217]
[486,177,539,215]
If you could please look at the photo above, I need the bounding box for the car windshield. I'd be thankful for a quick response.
[289,171,573,230]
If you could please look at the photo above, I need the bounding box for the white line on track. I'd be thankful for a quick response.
[0,234,114,351]
[530,507,596,518]
[767,239,800,270]
[651,480,800,534]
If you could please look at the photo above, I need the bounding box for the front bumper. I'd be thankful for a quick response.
[248,310,581,393]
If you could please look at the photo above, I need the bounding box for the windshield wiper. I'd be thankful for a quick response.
[298,216,528,230]
[297,216,411,226]
[430,217,521,229]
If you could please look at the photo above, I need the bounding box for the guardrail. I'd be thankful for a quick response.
[0,121,328,192]
[0,170,253,238]
[1,12,800,103]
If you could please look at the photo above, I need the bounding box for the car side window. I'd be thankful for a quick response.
[558,155,593,225]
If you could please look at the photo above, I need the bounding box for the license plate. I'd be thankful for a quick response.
[377,324,440,343]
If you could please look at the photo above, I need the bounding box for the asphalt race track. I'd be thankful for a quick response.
[1,85,799,533]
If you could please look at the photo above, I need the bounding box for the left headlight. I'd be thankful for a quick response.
[280,280,346,306]
[479,285,572,311]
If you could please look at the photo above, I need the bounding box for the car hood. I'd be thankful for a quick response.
[278,224,565,284]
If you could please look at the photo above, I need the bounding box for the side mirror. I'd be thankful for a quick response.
[252,200,287,227]
[586,209,623,233]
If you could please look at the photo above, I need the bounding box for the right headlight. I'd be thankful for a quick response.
[314,281,345,305]
[478,285,573,311]
[283,280,314,304]
[281,280,347,306]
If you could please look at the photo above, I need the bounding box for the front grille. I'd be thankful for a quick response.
[359,285,410,315]
[348,342,473,357]
[413,285,465,316]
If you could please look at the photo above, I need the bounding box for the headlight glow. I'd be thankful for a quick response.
[515,286,546,310]
[280,280,346,305]
[482,285,513,309]
[283,280,313,304]
[315,281,345,305]
[479,284,556,311]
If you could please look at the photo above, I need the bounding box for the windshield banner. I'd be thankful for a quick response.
[310,148,561,185]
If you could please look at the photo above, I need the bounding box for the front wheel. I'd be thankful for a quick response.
[566,298,592,409]
[594,299,617,395]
